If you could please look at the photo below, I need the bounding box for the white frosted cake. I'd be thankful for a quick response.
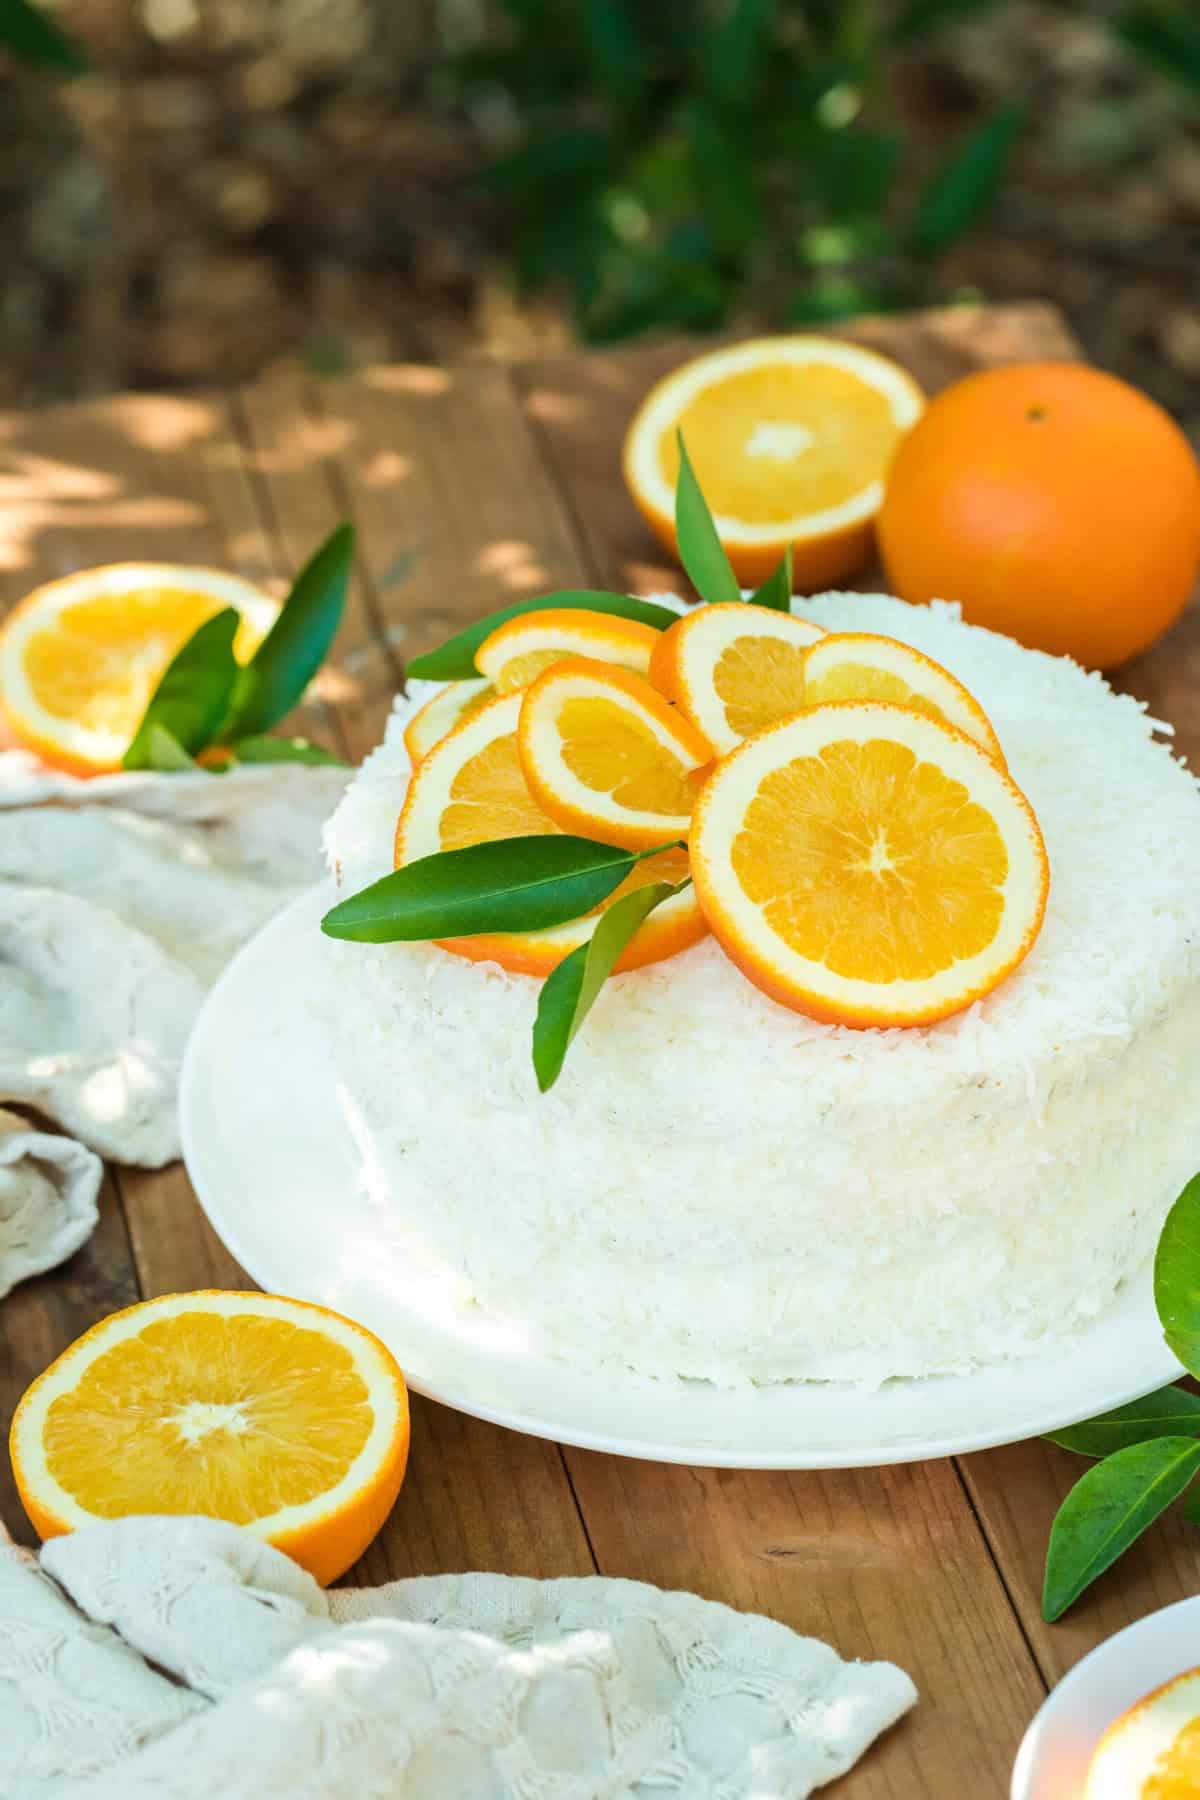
[323,593,1200,1386]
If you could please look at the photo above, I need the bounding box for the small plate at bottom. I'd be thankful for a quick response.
[180,886,1181,1469]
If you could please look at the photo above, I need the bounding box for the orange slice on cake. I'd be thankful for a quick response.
[0,563,278,775]
[1086,1667,1200,1798]
[649,601,826,754]
[475,606,660,693]
[690,701,1047,1027]
[9,1291,410,1586]
[518,658,713,851]
[403,677,494,765]
[396,688,706,973]
[801,632,1005,765]
[623,336,924,589]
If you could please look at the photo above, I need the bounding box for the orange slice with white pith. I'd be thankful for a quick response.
[403,677,494,764]
[518,658,714,851]
[0,563,278,775]
[648,601,826,754]
[475,607,660,693]
[623,336,925,589]
[801,632,1005,765]
[395,689,706,974]
[690,701,1048,1027]
[1086,1667,1200,1798]
[9,1290,409,1587]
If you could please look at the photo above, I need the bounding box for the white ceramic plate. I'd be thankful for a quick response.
[1012,1597,1200,1797]
[180,886,1182,1470]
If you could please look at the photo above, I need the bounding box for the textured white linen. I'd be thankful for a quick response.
[0,1109,102,1301]
[0,752,346,1168]
[0,1516,916,1798]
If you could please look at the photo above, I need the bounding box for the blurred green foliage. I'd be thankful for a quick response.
[451,0,1199,339]
[0,0,87,73]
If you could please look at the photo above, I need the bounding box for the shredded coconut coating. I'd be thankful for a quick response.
[322,595,1200,1386]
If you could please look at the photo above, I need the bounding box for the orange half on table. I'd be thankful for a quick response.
[9,1290,410,1586]
[1086,1666,1200,1798]
[623,336,924,589]
[0,564,278,775]
[395,688,707,974]
[689,701,1047,1028]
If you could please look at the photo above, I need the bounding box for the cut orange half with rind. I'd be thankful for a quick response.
[475,606,660,693]
[623,336,925,589]
[9,1290,409,1587]
[396,688,706,974]
[801,632,1005,766]
[402,677,494,765]
[690,701,1048,1028]
[0,563,278,775]
[519,657,714,851]
[1086,1667,1200,1798]
[649,600,826,754]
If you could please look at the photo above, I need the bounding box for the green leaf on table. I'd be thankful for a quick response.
[0,0,89,72]
[1117,5,1200,93]
[143,725,198,772]
[889,0,1008,46]
[532,878,683,1091]
[908,102,1025,261]
[321,835,655,944]
[123,608,240,770]
[1155,1171,1200,1376]
[675,431,742,605]
[229,734,347,767]
[404,592,680,681]
[219,522,354,740]
[1042,1436,1200,1621]
[1046,1385,1200,1459]
[748,545,793,614]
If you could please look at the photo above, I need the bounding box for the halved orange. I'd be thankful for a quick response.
[623,336,924,589]
[403,677,494,765]
[396,688,706,974]
[801,632,1005,765]
[648,600,826,754]
[0,563,278,775]
[690,702,1048,1027]
[1086,1667,1200,1798]
[475,606,660,693]
[518,657,714,851]
[9,1290,409,1586]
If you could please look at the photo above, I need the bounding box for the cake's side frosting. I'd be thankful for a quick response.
[323,594,1200,1386]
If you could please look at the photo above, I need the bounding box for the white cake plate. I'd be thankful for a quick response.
[180,886,1183,1470]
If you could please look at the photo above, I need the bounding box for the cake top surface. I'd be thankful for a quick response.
[324,592,1200,1109]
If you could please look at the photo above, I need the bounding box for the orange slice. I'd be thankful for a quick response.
[403,677,494,764]
[649,600,826,754]
[475,606,660,693]
[396,688,706,974]
[518,657,714,851]
[0,563,278,775]
[1086,1667,1200,1797]
[801,632,1005,765]
[690,701,1048,1027]
[623,336,924,589]
[9,1290,409,1586]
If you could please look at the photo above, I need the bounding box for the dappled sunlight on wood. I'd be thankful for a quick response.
[474,538,547,590]
[523,387,581,426]
[104,395,222,454]
[362,364,452,397]
[312,663,363,705]
[361,450,413,486]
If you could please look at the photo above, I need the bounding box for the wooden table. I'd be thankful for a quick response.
[3,301,1200,1797]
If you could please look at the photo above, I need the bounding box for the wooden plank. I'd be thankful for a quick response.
[0,1170,139,1545]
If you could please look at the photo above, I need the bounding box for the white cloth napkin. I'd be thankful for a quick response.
[0,1515,916,1797]
[0,752,346,1169]
[0,1108,101,1301]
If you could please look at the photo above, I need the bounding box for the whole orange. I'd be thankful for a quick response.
[878,362,1200,669]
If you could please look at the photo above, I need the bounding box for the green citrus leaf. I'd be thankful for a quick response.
[230,734,347,766]
[0,0,89,72]
[1042,1436,1200,1621]
[1155,1171,1200,1377]
[404,591,680,681]
[144,725,198,772]
[532,878,682,1091]
[321,835,642,943]
[123,608,240,770]
[748,545,793,613]
[675,431,742,605]
[220,523,354,740]
[1046,1386,1200,1459]
[909,102,1025,261]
